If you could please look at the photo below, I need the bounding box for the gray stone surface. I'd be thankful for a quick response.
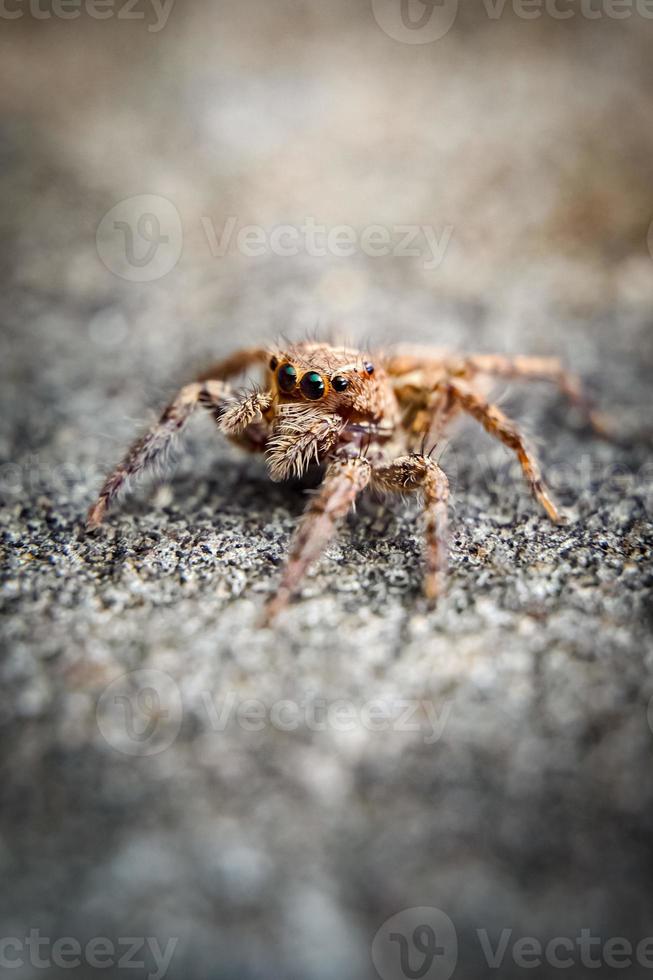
[1,4,653,978]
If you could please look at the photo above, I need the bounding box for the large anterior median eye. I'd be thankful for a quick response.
[277,363,297,392]
[299,371,326,400]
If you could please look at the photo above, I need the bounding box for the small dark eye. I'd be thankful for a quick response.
[269,355,278,371]
[277,363,297,392]
[364,361,374,375]
[331,375,349,392]
[300,371,326,400]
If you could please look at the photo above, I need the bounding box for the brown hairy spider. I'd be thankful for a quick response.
[87,342,609,620]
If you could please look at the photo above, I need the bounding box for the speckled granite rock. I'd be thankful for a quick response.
[1,4,653,978]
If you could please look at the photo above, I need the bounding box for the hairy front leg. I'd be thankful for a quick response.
[447,381,564,523]
[263,456,372,622]
[373,454,450,601]
[87,379,230,529]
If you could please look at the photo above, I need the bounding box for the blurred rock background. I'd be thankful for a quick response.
[1,1,652,978]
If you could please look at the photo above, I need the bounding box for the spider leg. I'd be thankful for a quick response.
[262,456,372,623]
[195,347,269,381]
[383,347,448,376]
[447,380,564,523]
[460,354,611,437]
[373,454,450,602]
[395,381,461,454]
[422,385,461,445]
[386,348,610,438]
[88,346,274,529]
[87,379,230,529]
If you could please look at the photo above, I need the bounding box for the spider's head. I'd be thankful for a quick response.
[267,344,391,423]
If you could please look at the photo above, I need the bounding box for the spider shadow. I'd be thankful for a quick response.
[116,453,328,526]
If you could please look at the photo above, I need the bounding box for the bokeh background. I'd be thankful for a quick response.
[1,1,652,978]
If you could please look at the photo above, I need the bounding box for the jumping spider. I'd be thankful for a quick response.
[87,342,608,620]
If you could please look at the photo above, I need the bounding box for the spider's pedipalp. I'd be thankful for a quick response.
[265,407,345,482]
[219,389,273,437]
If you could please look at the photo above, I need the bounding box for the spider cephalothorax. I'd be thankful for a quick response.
[255,344,400,482]
[87,340,609,620]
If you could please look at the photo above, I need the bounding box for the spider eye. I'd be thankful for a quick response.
[331,375,349,392]
[269,355,278,371]
[299,371,326,400]
[277,363,297,392]
[364,361,374,375]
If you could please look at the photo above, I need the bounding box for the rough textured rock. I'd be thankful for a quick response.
[1,3,652,978]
